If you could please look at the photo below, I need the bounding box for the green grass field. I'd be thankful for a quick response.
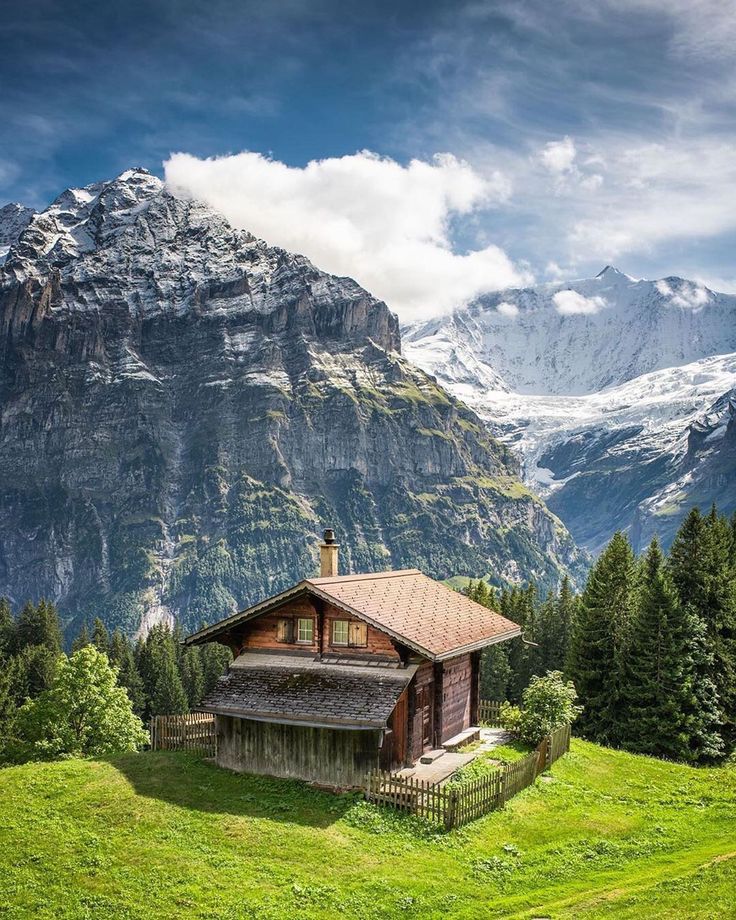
[1,740,735,919]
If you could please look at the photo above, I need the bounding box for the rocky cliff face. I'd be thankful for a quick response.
[0,203,35,261]
[404,268,736,553]
[0,169,582,636]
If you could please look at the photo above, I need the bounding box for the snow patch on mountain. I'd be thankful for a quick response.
[404,268,736,551]
[404,267,736,397]
[0,203,36,262]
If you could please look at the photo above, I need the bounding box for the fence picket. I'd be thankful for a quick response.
[366,706,572,830]
[149,712,216,756]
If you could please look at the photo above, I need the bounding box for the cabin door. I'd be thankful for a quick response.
[380,688,409,770]
[417,684,433,751]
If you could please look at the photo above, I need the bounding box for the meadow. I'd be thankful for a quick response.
[1,740,734,919]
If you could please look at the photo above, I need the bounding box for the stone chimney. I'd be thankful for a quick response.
[319,528,339,577]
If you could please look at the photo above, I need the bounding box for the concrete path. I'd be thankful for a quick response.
[396,727,516,785]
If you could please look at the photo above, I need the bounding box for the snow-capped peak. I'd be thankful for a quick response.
[0,203,36,263]
[405,270,736,397]
[3,168,165,277]
[594,265,632,280]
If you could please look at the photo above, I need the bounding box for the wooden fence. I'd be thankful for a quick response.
[365,722,571,830]
[477,700,504,727]
[149,712,216,756]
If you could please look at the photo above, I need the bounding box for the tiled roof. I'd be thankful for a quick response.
[308,569,520,658]
[200,652,416,729]
[186,569,520,660]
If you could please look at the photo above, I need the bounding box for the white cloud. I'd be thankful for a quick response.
[540,136,577,174]
[545,261,574,281]
[553,290,607,315]
[164,149,530,320]
[496,300,520,318]
[567,139,736,263]
[655,279,711,309]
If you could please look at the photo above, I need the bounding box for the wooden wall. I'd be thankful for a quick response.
[240,599,318,653]
[440,654,473,743]
[234,597,401,661]
[216,715,381,788]
[322,603,401,660]
[409,661,434,762]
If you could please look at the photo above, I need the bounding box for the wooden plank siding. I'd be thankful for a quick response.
[439,654,473,743]
[240,599,320,653]
[410,661,435,761]
[216,714,381,788]
[321,603,402,660]
[232,599,402,662]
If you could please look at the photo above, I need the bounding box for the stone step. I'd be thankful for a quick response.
[442,728,481,753]
[419,748,446,764]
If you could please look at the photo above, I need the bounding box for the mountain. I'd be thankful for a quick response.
[404,268,736,553]
[0,168,583,637]
[0,203,36,260]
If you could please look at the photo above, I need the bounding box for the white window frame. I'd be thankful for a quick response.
[296,617,314,644]
[331,619,350,646]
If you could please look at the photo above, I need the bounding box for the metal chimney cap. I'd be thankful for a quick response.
[322,528,337,544]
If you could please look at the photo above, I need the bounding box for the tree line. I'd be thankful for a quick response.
[0,599,231,761]
[468,504,736,763]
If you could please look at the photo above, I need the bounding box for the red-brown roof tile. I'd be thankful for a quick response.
[186,568,521,660]
[307,569,519,657]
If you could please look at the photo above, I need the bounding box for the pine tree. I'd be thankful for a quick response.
[669,506,736,749]
[15,600,62,654]
[12,645,60,700]
[71,624,91,652]
[109,629,146,715]
[620,539,693,759]
[480,643,511,701]
[507,583,539,700]
[678,607,725,763]
[569,531,637,745]
[530,591,557,676]
[180,647,205,709]
[467,580,511,700]
[0,597,15,661]
[703,507,736,747]
[151,654,188,716]
[91,618,110,656]
[201,642,231,697]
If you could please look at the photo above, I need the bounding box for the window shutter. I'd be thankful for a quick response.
[277,618,294,643]
[349,621,367,647]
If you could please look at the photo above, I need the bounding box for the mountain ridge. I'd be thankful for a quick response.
[0,168,584,636]
[404,269,736,552]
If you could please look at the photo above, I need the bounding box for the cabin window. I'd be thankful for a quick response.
[332,619,349,646]
[296,617,314,644]
[276,618,295,643]
[331,619,367,647]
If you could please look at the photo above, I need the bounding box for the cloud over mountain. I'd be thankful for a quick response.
[165,150,531,321]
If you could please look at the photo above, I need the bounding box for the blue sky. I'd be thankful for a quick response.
[2,0,736,317]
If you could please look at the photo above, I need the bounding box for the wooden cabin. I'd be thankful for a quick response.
[185,530,521,788]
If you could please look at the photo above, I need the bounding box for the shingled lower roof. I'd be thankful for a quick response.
[200,652,417,729]
[187,569,521,659]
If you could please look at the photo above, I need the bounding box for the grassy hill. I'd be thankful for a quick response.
[1,740,734,919]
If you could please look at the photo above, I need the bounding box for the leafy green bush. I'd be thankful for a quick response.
[499,701,522,733]
[10,646,148,762]
[518,671,582,745]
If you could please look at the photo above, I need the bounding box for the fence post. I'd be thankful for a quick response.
[444,788,459,831]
